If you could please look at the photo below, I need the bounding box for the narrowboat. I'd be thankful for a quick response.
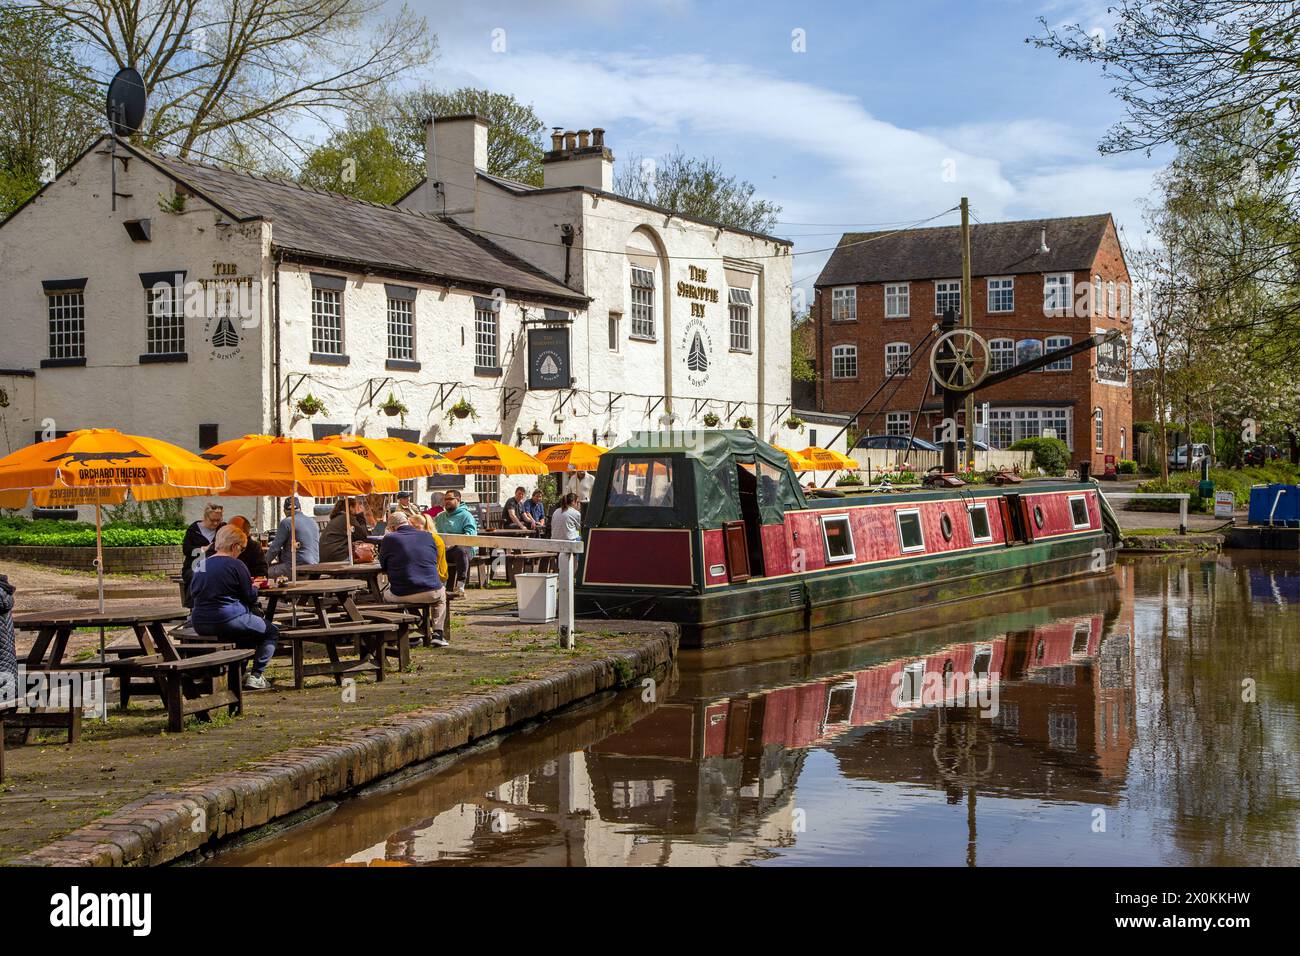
[575,431,1122,648]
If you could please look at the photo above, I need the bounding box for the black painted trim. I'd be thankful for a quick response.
[0,368,35,377]
[42,278,87,293]
[310,352,350,366]
[473,365,503,377]
[139,352,188,364]
[39,357,86,369]
[385,358,421,371]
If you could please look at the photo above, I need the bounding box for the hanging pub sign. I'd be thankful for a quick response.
[528,324,570,390]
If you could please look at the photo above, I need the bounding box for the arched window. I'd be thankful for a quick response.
[1016,338,1043,367]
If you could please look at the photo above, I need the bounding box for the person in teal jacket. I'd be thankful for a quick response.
[433,489,478,595]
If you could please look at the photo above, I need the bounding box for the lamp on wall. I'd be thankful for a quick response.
[525,421,544,447]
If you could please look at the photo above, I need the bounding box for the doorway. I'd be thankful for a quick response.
[734,463,766,577]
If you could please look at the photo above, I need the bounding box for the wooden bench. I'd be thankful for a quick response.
[277,622,398,689]
[468,553,493,588]
[137,649,253,733]
[506,551,557,583]
[3,664,109,745]
[107,642,235,708]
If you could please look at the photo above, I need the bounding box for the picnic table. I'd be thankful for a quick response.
[294,561,385,603]
[11,606,251,734]
[258,579,399,688]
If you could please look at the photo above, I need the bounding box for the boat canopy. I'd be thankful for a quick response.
[589,430,808,530]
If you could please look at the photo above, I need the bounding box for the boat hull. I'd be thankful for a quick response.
[577,530,1114,649]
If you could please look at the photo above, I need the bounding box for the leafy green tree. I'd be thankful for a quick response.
[0,3,98,218]
[791,313,815,383]
[613,148,781,233]
[381,86,547,186]
[298,125,420,203]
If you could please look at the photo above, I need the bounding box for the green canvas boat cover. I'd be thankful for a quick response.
[597,430,808,529]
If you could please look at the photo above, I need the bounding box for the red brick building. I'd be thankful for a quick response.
[812,214,1132,471]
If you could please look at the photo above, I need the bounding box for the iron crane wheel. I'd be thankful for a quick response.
[929,329,992,392]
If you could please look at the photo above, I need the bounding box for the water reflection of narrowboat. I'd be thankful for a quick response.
[576,431,1122,648]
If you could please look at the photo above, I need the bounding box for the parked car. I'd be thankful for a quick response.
[1244,444,1280,467]
[856,435,940,452]
[952,438,990,452]
[1168,443,1211,470]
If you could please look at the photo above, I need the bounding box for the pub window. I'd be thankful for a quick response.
[968,503,993,542]
[630,267,656,338]
[474,473,499,504]
[310,283,344,355]
[884,283,909,318]
[831,344,857,379]
[46,284,86,360]
[386,286,416,361]
[886,411,910,437]
[475,300,499,369]
[820,513,856,564]
[831,287,856,322]
[897,509,925,552]
[142,272,185,355]
[728,287,752,352]
[608,311,621,352]
[1069,494,1090,529]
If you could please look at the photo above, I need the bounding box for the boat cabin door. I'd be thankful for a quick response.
[728,462,766,580]
[1000,493,1031,545]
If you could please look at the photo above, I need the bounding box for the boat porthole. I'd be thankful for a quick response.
[940,513,953,541]
[1033,505,1045,529]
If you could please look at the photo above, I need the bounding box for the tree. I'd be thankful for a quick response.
[613,149,781,233]
[791,312,815,383]
[0,4,98,218]
[30,0,435,166]
[298,125,419,204]
[1031,1,1300,178]
[380,86,546,186]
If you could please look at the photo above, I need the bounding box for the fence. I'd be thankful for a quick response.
[848,448,1034,481]
[439,533,585,648]
[1101,492,1190,535]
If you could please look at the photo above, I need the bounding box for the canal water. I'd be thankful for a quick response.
[210,552,1299,867]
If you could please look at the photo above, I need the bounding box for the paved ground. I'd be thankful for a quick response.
[0,562,671,862]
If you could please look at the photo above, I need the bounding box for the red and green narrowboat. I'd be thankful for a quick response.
[575,431,1122,648]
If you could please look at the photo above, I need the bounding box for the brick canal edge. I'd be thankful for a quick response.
[10,630,677,867]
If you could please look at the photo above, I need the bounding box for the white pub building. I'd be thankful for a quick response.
[0,117,794,520]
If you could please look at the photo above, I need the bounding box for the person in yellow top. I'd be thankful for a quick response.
[407,513,449,581]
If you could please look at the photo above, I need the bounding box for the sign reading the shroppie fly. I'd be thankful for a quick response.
[528,326,570,389]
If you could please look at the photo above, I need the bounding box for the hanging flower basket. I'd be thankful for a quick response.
[735,416,755,430]
[785,415,805,432]
[379,392,408,422]
[446,398,478,424]
[702,412,721,428]
[295,393,327,418]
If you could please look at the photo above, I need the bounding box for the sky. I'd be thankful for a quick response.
[398,0,1165,297]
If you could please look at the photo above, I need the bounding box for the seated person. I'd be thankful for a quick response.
[523,489,547,534]
[266,496,319,577]
[180,502,224,607]
[378,511,449,647]
[189,525,278,690]
[319,497,372,563]
[205,515,267,578]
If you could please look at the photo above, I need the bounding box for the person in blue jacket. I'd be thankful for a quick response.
[190,525,279,690]
[433,489,478,596]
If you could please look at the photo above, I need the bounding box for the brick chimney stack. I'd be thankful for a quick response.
[543,125,615,191]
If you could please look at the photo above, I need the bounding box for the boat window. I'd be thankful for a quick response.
[820,513,856,563]
[1069,495,1090,528]
[972,643,993,677]
[939,512,954,541]
[897,509,925,552]
[968,503,992,542]
[897,662,925,706]
[1072,622,1091,656]
[1033,504,1045,529]
[607,457,675,508]
[756,460,785,513]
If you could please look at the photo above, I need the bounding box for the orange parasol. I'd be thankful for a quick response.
[798,447,860,471]
[444,440,547,476]
[319,434,458,477]
[535,441,607,473]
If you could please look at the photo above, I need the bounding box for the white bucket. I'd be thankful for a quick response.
[516,572,558,623]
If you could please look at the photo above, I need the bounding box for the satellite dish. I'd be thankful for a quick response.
[105,67,146,136]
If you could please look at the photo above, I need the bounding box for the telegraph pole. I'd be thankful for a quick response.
[961,197,975,472]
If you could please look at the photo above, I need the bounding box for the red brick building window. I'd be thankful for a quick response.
[987,277,1014,313]
[886,411,910,436]
[1043,273,1073,315]
[885,341,911,376]
[1095,408,1104,451]
[831,344,858,379]
[831,287,856,322]
[990,337,1014,373]
[934,280,961,316]
[884,283,909,318]
[1044,335,1072,371]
